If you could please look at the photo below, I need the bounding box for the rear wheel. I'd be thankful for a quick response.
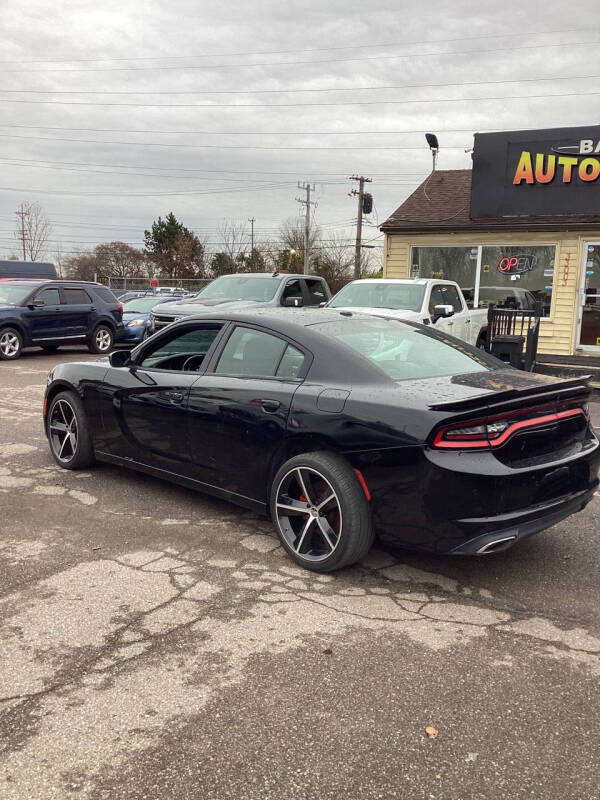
[88,325,114,354]
[47,391,95,469]
[270,451,374,572]
[0,327,23,360]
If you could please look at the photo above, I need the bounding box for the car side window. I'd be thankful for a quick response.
[64,288,91,304]
[428,285,445,314]
[440,285,463,312]
[303,279,327,306]
[276,344,305,379]
[36,288,61,305]
[139,326,222,371]
[281,279,303,305]
[215,326,297,378]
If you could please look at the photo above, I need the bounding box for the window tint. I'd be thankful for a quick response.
[36,288,61,305]
[94,286,119,304]
[140,326,221,370]
[310,317,490,381]
[281,279,303,304]
[276,344,305,378]
[304,279,326,306]
[428,284,462,314]
[64,288,91,304]
[215,327,289,377]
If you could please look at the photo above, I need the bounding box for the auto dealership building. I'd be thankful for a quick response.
[381,126,600,360]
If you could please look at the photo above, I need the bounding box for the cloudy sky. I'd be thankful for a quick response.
[1,0,599,264]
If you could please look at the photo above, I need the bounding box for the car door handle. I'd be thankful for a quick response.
[260,400,280,413]
[167,391,185,404]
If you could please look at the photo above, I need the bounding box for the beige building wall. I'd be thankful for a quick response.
[383,230,600,356]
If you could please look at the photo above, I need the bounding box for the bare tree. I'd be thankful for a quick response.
[278,217,320,253]
[217,219,250,263]
[14,202,52,261]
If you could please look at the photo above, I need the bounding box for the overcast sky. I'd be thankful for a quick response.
[1,0,599,263]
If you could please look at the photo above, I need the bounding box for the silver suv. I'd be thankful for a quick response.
[149,273,331,333]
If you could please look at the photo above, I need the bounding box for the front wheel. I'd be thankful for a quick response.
[0,327,23,360]
[47,391,95,469]
[270,451,374,572]
[88,325,114,354]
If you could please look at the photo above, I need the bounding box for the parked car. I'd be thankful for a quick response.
[118,295,179,345]
[43,309,598,572]
[149,273,331,333]
[327,278,489,348]
[0,280,124,360]
[0,260,57,280]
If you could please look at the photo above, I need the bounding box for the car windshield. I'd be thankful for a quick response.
[194,276,279,303]
[311,317,490,381]
[122,297,167,313]
[0,284,37,304]
[329,282,426,312]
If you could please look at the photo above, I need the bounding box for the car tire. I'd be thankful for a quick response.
[46,390,95,470]
[270,451,374,572]
[41,344,60,353]
[88,325,114,354]
[476,333,487,350]
[0,327,23,360]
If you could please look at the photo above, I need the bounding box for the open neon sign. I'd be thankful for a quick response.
[498,254,537,274]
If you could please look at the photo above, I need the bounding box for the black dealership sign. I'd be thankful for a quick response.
[470,125,600,218]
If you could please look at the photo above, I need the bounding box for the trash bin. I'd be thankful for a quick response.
[490,334,525,369]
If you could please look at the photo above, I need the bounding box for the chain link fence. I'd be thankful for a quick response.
[101,276,212,293]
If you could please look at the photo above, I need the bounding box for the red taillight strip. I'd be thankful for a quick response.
[433,407,587,450]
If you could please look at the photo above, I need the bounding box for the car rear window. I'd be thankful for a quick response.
[310,317,491,381]
[94,286,119,304]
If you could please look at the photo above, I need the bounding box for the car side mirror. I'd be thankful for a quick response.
[283,297,303,307]
[318,301,327,308]
[432,304,455,322]
[28,299,45,309]
[109,350,131,368]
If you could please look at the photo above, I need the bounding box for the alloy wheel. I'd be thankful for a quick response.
[95,328,111,351]
[275,466,342,562]
[0,331,20,358]
[49,399,78,463]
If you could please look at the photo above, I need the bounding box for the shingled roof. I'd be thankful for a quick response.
[380,169,600,233]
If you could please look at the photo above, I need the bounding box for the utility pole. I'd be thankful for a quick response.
[349,175,372,279]
[248,217,256,251]
[296,182,315,275]
[16,203,27,260]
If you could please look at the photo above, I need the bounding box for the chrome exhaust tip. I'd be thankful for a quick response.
[476,535,517,555]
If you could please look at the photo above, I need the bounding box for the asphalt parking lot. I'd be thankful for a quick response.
[1,348,599,800]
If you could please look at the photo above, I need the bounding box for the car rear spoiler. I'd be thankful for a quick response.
[428,375,591,413]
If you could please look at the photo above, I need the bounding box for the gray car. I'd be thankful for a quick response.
[149,272,331,333]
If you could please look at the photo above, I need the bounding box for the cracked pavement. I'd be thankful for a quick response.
[1,349,600,799]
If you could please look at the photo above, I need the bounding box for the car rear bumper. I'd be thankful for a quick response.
[447,484,597,554]
[358,434,600,554]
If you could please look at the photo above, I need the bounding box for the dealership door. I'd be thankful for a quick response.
[577,243,600,351]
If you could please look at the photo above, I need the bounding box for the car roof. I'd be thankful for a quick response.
[343,278,455,286]
[173,307,414,335]
[212,272,315,280]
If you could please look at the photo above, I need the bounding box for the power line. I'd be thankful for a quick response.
[1,90,598,107]
[1,39,598,73]
[0,156,427,176]
[2,28,592,64]
[2,73,599,95]
[0,124,529,135]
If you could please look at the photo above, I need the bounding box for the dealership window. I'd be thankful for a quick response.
[479,245,556,318]
[410,244,556,317]
[410,247,479,307]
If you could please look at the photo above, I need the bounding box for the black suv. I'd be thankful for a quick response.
[0,280,124,360]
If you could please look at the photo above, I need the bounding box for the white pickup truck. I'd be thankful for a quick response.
[326,278,488,348]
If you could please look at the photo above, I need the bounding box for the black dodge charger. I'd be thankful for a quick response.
[43,309,599,571]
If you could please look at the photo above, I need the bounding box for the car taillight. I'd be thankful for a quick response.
[117,304,123,313]
[433,403,588,450]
